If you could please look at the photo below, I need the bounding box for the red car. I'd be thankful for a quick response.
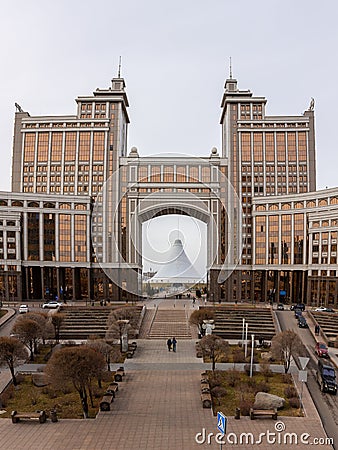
[315,342,329,358]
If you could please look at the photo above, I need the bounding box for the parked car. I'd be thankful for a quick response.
[42,301,62,309]
[316,359,337,394]
[277,303,284,310]
[315,342,329,358]
[298,316,308,328]
[18,304,29,314]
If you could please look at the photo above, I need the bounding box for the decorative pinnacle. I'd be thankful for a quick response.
[118,56,122,78]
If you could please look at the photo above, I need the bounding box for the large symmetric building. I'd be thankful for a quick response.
[1,72,337,307]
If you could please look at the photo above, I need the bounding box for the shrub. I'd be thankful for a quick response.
[260,362,273,381]
[15,373,25,384]
[232,349,245,363]
[281,373,292,384]
[62,386,72,395]
[225,369,241,387]
[247,379,257,390]
[254,381,270,394]
[47,388,58,399]
[211,386,227,405]
[288,397,300,408]
[244,364,256,376]
[239,397,253,416]
[209,370,223,389]
[0,388,13,408]
[284,386,298,398]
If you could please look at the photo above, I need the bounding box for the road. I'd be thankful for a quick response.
[277,309,338,448]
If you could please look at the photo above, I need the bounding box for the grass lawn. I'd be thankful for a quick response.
[208,370,302,418]
[200,344,280,365]
[0,309,8,319]
[0,372,115,419]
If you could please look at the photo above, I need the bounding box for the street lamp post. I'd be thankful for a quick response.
[244,323,248,358]
[250,334,255,377]
[241,318,245,347]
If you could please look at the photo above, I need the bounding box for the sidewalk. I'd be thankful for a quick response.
[0,305,333,449]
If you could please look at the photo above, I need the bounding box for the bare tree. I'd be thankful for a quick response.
[271,330,304,373]
[12,318,41,361]
[106,307,139,353]
[199,335,229,371]
[51,313,66,343]
[87,338,120,371]
[0,336,27,386]
[45,345,105,418]
[189,308,215,337]
[25,312,53,347]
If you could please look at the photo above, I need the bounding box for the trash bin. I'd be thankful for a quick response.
[50,409,58,422]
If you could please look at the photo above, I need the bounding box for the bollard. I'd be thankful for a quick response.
[235,408,241,420]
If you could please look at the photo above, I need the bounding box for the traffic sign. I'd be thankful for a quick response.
[217,411,227,434]
[298,370,308,382]
[299,357,309,370]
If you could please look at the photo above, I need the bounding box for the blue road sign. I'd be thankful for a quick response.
[217,411,227,434]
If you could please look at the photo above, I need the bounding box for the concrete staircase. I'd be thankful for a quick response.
[58,305,143,340]
[147,309,192,339]
[212,306,276,341]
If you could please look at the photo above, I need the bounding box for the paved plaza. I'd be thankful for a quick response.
[0,303,334,449]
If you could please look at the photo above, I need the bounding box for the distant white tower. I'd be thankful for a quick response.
[150,239,202,283]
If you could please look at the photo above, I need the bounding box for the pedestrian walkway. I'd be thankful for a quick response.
[0,304,333,449]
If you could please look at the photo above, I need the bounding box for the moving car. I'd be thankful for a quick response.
[315,342,329,358]
[42,301,62,309]
[316,359,337,394]
[314,306,333,312]
[315,306,327,312]
[277,303,284,310]
[18,304,29,314]
[290,303,305,311]
[298,316,308,328]
[294,309,303,319]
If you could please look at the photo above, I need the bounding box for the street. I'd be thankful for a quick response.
[277,309,338,448]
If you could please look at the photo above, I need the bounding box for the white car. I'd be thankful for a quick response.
[42,301,62,309]
[314,306,328,312]
[18,304,29,314]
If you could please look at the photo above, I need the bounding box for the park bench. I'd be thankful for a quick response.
[100,394,114,411]
[201,393,212,408]
[105,382,119,397]
[250,408,277,420]
[114,367,125,382]
[11,410,47,424]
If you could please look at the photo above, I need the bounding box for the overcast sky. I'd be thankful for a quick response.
[1,0,337,273]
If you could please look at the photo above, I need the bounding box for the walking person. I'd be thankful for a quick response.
[167,338,172,351]
[172,337,177,352]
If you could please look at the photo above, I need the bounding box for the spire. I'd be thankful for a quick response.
[118,56,122,78]
[224,57,237,92]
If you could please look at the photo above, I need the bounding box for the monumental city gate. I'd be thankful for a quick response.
[91,147,242,300]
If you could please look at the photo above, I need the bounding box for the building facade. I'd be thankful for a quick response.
[1,73,336,306]
[252,188,338,307]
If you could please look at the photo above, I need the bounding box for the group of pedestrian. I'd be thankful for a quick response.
[167,337,177,352]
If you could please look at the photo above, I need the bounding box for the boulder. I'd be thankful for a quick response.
[254,392,285,410]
